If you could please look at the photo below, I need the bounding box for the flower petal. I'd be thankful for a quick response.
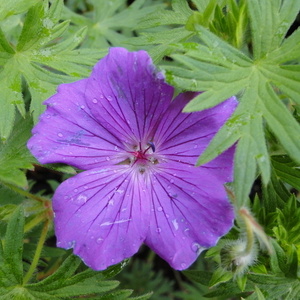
[53,165,150,270]
[154,92,237,165]
[145,158,234,270]
[85,47,174,144]
[27,79,126,169]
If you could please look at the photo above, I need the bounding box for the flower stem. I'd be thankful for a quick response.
[239,208,255,255]
[23,220,49,285]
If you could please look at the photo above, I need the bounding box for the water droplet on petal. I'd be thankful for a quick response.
[192,243,200,252]
[99,94,104,98]
[169,179,174,184]
[111,258,115,263]
[96,237,103,244]
[57,132,63,137]
[181,262,187,269]
[92,98,98,103]
[156,227,161,233]
[172,219,179,230]
[74,188,78,193]
[80,105,85,109]
[107,95,113,101]
[76,194,88,203]
[157,206,163,212]
[106,157,110,161]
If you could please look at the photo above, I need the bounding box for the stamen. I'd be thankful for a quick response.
[148,141,155,152]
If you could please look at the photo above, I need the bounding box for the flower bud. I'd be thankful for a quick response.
[220,239,258,275]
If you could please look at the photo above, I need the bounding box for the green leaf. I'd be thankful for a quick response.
[129,292,153,300]
[2,206,24,284]
[209,268,233,288]
[0,27,15,53]
[271,155,300,190]
[0,115,35,188]
[48,281,119,297]
[165,6,300,203]
[0,0,40,21]
[0,0,103,140]
[248,0,300,59]
[98,289,133,300]
[63,0,162,49]
[127,0,195,62]
[137,0,192,29]
[183,270,212,286]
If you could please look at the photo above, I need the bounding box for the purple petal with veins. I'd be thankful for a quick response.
[28,47,237,271]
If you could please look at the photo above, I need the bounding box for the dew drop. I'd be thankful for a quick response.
[156,227,162,233]
[106,156,110,161]
[191,243,201,253]
[92,98,98,103]
[74,188,78,193]
[76,194,88,203]
[169,179,174,184]
[80,105,85,109]
[172,219,179,230]
[64,195,69,200]
[111,258,115,263]
[107,95,113,101]
[96,237,103,244]
[45,114,51,119]
[181,262,187,269]
[99,94,104,99]
[157,206,163,212]
[57,132,63,137]
[68,240,76,248]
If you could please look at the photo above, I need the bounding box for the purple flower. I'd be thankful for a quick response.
[28,47,237,271]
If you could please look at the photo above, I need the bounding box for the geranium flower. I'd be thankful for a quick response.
[28,47,237,271]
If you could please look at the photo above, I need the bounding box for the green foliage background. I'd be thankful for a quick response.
[0,0,300,299]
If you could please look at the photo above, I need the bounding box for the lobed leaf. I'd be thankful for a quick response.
[2,206,24,285]
[0,0,103,140]
[0,116,35,188]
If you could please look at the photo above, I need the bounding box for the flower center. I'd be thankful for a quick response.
[132,142,155,161]
[130,142,158,174]
[116,142,159,174]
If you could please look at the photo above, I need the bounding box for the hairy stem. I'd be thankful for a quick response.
[23,220,49,285]
[1,181,49,203]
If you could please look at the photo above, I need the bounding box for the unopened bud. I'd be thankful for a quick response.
[220,239,257,275]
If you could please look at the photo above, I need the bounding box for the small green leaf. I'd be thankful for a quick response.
[183,270,212,286]
[97,289,133,300]
[0,115,35,188]
[248,0,300,59]
[0,0,40,21]
[3,206,24,285]
[209,268,233,288]
[271,155,300,190]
